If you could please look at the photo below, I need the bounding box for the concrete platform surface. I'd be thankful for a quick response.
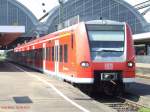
[136,63,150,79]
[126,77,150,107]
[0,60,115,112]
[136,63,150,69]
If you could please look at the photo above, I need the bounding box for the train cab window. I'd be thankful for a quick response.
[46,48,50,61]
[86,24,125,62]
[52,46,54,61]
[64,44,68,63]
[59,45,63,62]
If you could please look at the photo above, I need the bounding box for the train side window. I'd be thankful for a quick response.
[42,48,44,60]
[59,45,63,62]
[36,49,38,60]
[41,48,44,60]
[46,48,47,60]
[71,34,74,49]
[56,46,59,61]
[49,47,51,61]
[52,46,54,61]
[39,48,43,60]
[42,48,46,60]
[64,44,68,63]
[38,49,40,60]
[34,50,36,59]
[32,50,34,59]
[39,48,41,60]
[29,50,31,59]
[46,48,49,60]
[30,51,31,59]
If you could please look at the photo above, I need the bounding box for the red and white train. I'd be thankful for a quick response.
[7,20,135,95]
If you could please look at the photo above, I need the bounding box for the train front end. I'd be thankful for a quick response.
[85,20,135,95]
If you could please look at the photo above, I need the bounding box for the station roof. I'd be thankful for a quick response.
[133,32,150,44]
[45,0,149,34]
[0,26,25,33]
[0,0,38,49]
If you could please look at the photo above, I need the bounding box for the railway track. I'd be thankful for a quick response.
[107,97,142,112]
[90,92,147,112]
[105,102,138,112]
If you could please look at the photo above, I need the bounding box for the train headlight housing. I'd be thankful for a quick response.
[127,61,134,68]
[80,61,90,68]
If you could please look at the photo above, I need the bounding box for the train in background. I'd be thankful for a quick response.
[7,20,135,95]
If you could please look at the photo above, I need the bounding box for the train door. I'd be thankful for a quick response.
[54,40,59,76]
[43,43,46,71]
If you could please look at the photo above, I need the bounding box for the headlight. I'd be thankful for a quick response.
[80,61,90,68]
[127,62,134,68]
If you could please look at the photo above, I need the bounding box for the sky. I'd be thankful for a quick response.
[17,0,59,19]
[17,0,150,22]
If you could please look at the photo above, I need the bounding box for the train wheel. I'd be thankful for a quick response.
[103,81,124,96]
[115,82,124,96]
[103,82,116,96]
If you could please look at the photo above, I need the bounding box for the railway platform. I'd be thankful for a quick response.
[125,63,150,107]
[136,63,150,79]
[126,77,150,107]
[0,60,114,112]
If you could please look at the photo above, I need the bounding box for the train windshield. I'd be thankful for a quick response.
[87,24,125,62]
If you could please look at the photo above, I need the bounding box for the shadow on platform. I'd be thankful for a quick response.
[0,60,20,72]
[0,59,43,73]
[78,82,150,104]
[128,82,150,96]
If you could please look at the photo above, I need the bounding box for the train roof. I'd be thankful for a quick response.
[15,20,126,50]
[85,20,125,25]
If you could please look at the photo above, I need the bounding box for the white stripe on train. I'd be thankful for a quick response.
[44,69,134,83]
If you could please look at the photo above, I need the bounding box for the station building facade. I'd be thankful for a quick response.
[45,0,150,63]
[0,0,38,34]
[0,0,39,49]
[46,0,150,34]
[0,0,150,63]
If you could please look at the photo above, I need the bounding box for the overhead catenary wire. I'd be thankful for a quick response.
[134,0,150,7]
[134,0,150,10]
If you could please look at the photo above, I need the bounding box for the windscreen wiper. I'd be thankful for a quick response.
[100,49,123,52]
